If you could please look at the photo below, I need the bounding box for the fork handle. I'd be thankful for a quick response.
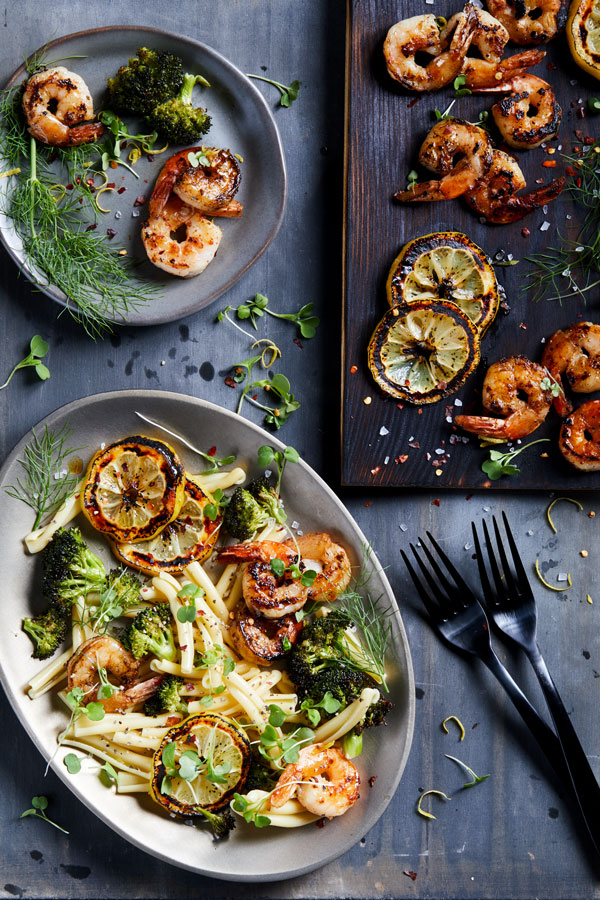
[528,643,600,857]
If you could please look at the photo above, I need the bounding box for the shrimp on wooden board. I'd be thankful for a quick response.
[394,119,492,202]
[383,3,477,92]
[488,75,561,149]
[270,744,360,819]
[67,635,163,713]
[22,67,105,147]
[441,9,545,89]
[228,600,303,666]
[141,196,222,278]
[216,540,308,619]
[485,0,568,45]
[455,356,556,439]
[463,149,564,223]
[559,400,600,471]
[289,533,352,602]
[149,147,242,219]
[541,323,600,416]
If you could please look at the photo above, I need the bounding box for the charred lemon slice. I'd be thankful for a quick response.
[151,714,250,815]
[112,478,221,574]
[386,232,498,334]
[567,0,600,79]
[82,436,186,543]
[368,300,480,404]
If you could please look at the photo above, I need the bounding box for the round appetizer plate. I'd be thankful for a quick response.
[0,26,286,326]
[0,391,414,881]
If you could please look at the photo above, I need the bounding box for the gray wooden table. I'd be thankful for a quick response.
[1,2,599,898]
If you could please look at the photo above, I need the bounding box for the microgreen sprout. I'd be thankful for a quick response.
[187,148,211,167]
[588,98,600,114]
[98,111,166,177]
[406,170,418,191]
[257,720,315,769]
[270,556,317,587]
[481,438,550,481]
[233,293,320,339]
[453,74,472,97]
[177,583,202,623]
[1,334,50,390]
[231,792,272,827]
[246,75,300,107]
[239,372,301,429]
[204,488,229,521]
[21,796,69,834]
[134,412,236,474]
[63,753,82,774]
[444,754,490,789]
[99,761,119,787]
[300,692,341,727]
[433,98,456,121]
[257,444,300,495]
[540,375,561,397]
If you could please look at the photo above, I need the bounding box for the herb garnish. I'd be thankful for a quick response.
[444,754,490,789]
[231,792,272,827]
[134,412,236,474]
[453,74,471,97]
[21,796,69,834]
[1,334,50,389]
[98,111,165,177]
[233,293,320,339]
[246,75,300,108]
[257,444,299,495]
[5,423,82,529]
[481,438,550,481]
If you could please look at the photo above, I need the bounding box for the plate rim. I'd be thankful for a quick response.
[0,389,415,881]
[0,25,288,326]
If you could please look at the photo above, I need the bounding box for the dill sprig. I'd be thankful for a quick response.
[5,423,83,529]
[524,144,600,303]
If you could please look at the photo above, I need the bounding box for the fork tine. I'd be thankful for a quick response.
[481,518,509,602]
[471,521,494,600]
[416,537,457,599]
[401,549,440,620]
[501,510,532,593]
[492,515,519,597]
[425,531,474,596]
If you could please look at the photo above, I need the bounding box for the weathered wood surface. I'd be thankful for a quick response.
[1,2,599,899]
[343,0,600,489]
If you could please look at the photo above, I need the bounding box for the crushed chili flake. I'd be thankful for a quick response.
[566,166,577,176]
[208,446,217,457]
[107,182,116,189]
[576,107,586,119]
[364,501,372,507]
[224,376,237,388]
[519,322,527,329]
[117,186,127,194]
[110,160,118,169]
[546,61,557,70]
[166,716,181,726]
[134,195,146,206]
[417,409,423,415]
[106,228,117,239]
[407,96,421,108]
[65,183,73,190]
[408,440,420,449]
[371,466,381,476]
[584,136,595,145]
[403,871,418,882]
[396,454,408,464]
[316,819,325,828]
[521,227,530,237]
[465,493,473,500]
[350,365,358,374]
[293,337,304,350]
[432,499,440,507]
[542,160,557,168]
[368,775,377,787]
[85,222,97,232]
[396,402,404,409]
[147,153,155,162]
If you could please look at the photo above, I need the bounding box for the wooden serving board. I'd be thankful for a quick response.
[342,0,600,489]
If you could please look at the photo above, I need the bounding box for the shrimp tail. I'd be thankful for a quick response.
[454,414,511,438]
[468,49,546,91]
[217,541,296,565]
[32,121,105,147]
[492,177,565,224]
[209,200,244,217]
[149,151,195,218]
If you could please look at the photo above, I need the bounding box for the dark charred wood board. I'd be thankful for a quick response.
[342,0,600,489]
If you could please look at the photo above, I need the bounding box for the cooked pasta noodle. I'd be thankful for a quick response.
[24,482,84,553]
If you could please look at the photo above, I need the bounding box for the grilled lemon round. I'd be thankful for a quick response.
[368,300,480,404]
[112,478,221,574]
[82,436,186,543]
[386,232,498,334]
[567,0,600,79]
[151,714,250,815]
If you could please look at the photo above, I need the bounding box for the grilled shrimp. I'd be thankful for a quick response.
[22,66,105,147]
[384,4,477,92]
[485,0,568,45]
[455,356,555,439]
[490,75,561,149]
[67,635,163,713]
[217,541,308,619]
[559,400,600,471]
[293,533,352,602]
[149,147,242,219]
[464,149,564,223]
[228,601,303,666]
[141,196,222,278]
[541,323,600,416]
[270,744,360,819]
[395,119,492,202]
[442,9,545,89]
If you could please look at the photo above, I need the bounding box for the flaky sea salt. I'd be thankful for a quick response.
[379,426,390,436]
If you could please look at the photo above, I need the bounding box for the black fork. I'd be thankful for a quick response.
[473,512,600,859]
[401,533,568,783]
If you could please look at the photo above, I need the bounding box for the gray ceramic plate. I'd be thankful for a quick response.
[0,27,286,326]
[0,391,414,881]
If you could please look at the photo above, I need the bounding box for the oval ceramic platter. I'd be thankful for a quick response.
[0,27,286,326]
[0,391,414,882]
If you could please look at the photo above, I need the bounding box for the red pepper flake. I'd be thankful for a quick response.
[576,107,586,119]
[350,365,358,374]
[542,160,557,168]
[521,227,530,237]
[417,409,423,415]
[75,177,81,185]
[577,177,582,188]
[371,466,381,476]
[117,186,127,194]
[407,96,421,108]
[110,160,118,169]
[408,440,420,449]
[106,228,117,240]
[147,153,155,162]
[65,183,73,190]
[180,645,187,652]
[134,195,146,206]
[465,493,473,501]
[315,819,325,829]
[106,182,116,189]
[396,454,408,464]
[252,394,258,401]
[166,716,182,726]
[208,446,217,457]
[546,61,557,70]
[535,178,544,184]
[85,222,97,232]
[432,499,440,507]
[224,376,237,388]
[364,501,372,507]
[519,322,527,330]
[368,775,377,787]
[403,871,418,881]
[585,135,595,145]
[396,402,404,409]
[293,337,304,350]
[565,166,576,177]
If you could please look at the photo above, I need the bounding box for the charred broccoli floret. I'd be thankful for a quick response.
[144,674,188,717]
[149,73,212,144]
[223,477,285,540]
[107,47,185,115]
[244,755,278,793]
[22,607,69,660]
[41,527,106,612]
[123,603,176,662]
[196,806,236,840]
[103,567,142,612]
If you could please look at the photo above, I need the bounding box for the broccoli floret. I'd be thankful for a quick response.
[148,73,211,145]
[103,567,142,612]
[355,697,393,733]
[107,47,185,115]
[248,478,286,524]
[144,674,188,717]
[223,478,286,540]
[244,755,278,793]
[41,527,106,613]
[22,607,69,660]
[196,806,236,840]
[124,604,177,662]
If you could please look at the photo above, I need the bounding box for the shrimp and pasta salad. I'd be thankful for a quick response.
[19,429,393,839]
